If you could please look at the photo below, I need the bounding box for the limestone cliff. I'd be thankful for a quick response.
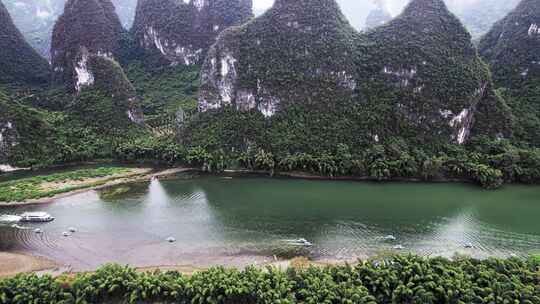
[132,0,253,66]
[199,0,358,117]
[51,0,126,90]
[198,0,512,144]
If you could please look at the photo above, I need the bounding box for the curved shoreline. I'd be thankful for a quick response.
[0,165,505,207]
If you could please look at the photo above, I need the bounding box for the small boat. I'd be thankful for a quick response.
[68,227,77,233]
[285,238,313,247]
[393,245,405,250]
[464,243,473,249]
[383,235,397,242]
[166,236,176,243]
[62,232,70,237]
[19,212,55,223]
[34,228,43,234]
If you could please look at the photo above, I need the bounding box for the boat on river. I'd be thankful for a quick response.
[19,212,55,223]
[285,238,313,247]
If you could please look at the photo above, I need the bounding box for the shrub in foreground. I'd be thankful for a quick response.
[1,255,539,304]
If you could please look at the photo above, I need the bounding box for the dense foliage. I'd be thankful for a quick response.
[1,255,539,303]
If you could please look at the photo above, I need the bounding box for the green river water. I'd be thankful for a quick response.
[1,174,539,270]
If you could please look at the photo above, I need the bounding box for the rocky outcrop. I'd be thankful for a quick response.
[51,0,127,90]
[51,0,143,124]
[72,51,144,124]
[199,0,358,117]
[132,0,253,66]
[0,0,50,86]
[199,0,512,144]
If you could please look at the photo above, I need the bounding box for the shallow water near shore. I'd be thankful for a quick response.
[1,174,540,271]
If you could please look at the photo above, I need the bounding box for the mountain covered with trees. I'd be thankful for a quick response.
[50,0,143,127]
[199,0,511,145]
[0,0,537,190]
[0,0,50,87]
[131,0,253,66]
[479,0,540,146]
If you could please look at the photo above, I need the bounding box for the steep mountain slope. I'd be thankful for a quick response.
[2,0,63,59]
[0,89,53,165]
[131,0,253,66]
[478,0,540,146]
[199,0,358,116]
[478,0,540,88]
[0,0,50,86]
[199,0,511,144]
[51,0,143,125]
[51,0,127,89]
[3,0,137,59]
[359,0,512,144]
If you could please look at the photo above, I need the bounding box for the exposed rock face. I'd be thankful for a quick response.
[0,0,50,86]
[51,0,143,124]
[479,0,540,88]
[51,0,127,90]
[199,0,512,144]
[73,51,144,124]
[199,0,358,117]
[365,2,392,29]
[132,0,253,66]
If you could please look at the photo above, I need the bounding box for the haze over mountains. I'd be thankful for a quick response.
[3,0,522,60]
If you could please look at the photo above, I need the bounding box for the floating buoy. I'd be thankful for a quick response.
[68,227,77,233]
[34,228,43,234]
[166,237,176,243]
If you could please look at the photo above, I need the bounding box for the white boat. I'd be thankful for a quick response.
[285,238,313,247]
[19,212,55,223]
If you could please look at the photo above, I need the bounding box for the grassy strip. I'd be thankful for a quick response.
[0,167,133,203]
[1,255,539,303]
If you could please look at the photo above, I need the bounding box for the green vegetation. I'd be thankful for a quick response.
[125,62,200,117]
[0,167,132,202]
[1,255,539,303]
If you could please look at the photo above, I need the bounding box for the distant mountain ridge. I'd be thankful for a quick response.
[0,0,50,86]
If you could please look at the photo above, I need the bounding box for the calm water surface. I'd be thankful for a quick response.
[1,174,540,270]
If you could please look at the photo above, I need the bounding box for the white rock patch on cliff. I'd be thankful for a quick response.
[529,24,540,36]
[74,52,95,92]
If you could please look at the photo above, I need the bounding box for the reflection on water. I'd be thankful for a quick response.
[1,176,540,270]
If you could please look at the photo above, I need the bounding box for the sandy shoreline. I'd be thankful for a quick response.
[0,167,197,207]
[0,252,61,278]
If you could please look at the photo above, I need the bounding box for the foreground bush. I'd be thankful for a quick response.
[1,255,539,304]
